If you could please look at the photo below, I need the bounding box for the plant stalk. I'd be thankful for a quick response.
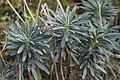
[0,39,7,66]
[55,63,59,80]
[56,0,66,18]
[23,0,35,22]
[98,0,103,28]
[58,57,65,80]
[28,72,32,80]
[19,63,22,80]
[50,63,55,80]
[35,0,41,22]
[6,0,25,24]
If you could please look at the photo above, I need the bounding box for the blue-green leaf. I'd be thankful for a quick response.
[82,67,87,79]
[35,61,50,74]
[17,44,25,54]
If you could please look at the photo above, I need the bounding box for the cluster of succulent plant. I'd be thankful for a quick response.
[1,0,120,80]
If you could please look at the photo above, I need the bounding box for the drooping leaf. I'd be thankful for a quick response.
[71,52,79,65]
[82,67,87,80]
[31,66,38,80]
[22,49,27,62]
[35,61,50,74]
[90,66,95,77]
[94,64,107,74]
[17,44,25,54]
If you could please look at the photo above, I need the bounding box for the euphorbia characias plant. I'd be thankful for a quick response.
[4,21,50,80]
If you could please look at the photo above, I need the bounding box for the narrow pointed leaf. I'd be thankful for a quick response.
[17,44,25,54]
